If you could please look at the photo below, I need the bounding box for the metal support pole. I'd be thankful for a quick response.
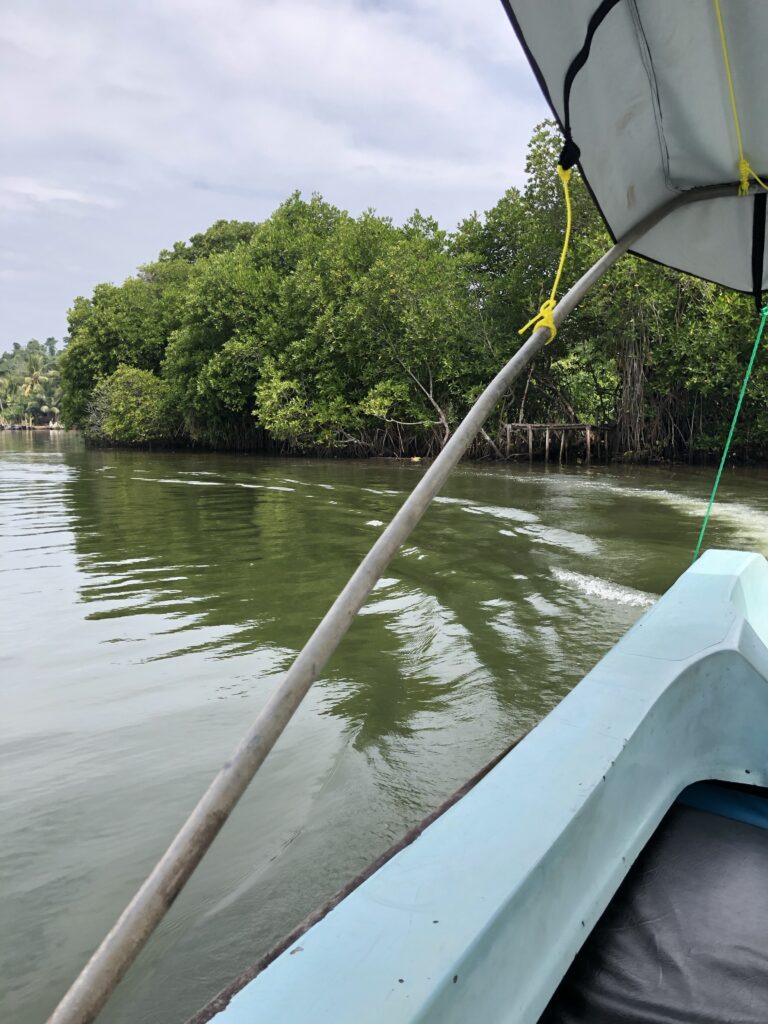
[47,183,742,1024]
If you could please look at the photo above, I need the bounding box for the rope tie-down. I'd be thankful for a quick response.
[714,0,768,197]
[519,0,623,345]
[519,164,574,344]
[691,0,768,560]
[693,304,768,562]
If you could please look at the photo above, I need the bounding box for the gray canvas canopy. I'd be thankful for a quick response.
[501,0,768,299]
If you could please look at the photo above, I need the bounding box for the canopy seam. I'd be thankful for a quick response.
[627,0,674,194]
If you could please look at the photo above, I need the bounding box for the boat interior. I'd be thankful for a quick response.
[541,781,768,1024]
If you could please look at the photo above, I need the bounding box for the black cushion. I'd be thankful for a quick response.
[540,804,768,1024]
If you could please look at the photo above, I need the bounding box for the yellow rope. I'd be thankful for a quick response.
[714,0,768,196]
[519,164,573,343]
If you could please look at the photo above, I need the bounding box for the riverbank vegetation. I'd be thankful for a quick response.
[0,339,63,428]
[59,124,767,461]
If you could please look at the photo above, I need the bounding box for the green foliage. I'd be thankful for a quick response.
[57,123,768,460]
[0,339,63,426]
[158,219,259,263]
[60,261,191,427]
[84,365,174,446]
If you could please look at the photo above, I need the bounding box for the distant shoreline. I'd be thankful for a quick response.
[6,427,766,470]
[0,424,65,431]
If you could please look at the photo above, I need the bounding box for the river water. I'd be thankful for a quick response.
[4,431,768,1023]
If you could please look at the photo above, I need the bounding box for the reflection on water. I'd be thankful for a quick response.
[4,431,768,1024]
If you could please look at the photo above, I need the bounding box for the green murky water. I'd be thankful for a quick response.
[4,431,768,1023]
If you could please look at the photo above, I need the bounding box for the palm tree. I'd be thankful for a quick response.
[0,339,63,426]
[36,378,62,426]
[4,380,27,425]
[0,374,10,425]
[22,352,47,398]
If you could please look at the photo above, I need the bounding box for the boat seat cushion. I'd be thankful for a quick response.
[540,800,768,1024]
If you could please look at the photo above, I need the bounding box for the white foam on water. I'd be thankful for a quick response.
[479,470,768,541]
[519,524,600,556]
[280,478,333,490]
[123,476,209,487]
[3,451,64,459]
[492,471,768,548]
[552,568,657,607]
[156,478,224,486]
[236,483,295,492]
[589,482,768,551]
[372,577,399,591]
[433,496,538,524]
[624,485,768,525]
[366,519,384,527]
[525,593,561,617]
[400,545,421,557]
[108,556,156,566]
[278,477,317,488]
[466,503,538,524]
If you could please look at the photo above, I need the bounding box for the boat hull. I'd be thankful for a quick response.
[202,549,768,1023]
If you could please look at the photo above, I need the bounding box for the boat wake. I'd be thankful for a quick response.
[552,568,657,608]
[562,477,768,541]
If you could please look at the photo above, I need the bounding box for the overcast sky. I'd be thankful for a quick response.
[0,0,547,353]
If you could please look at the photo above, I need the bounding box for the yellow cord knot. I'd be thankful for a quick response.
[715,0,768,196]
[739,157,751,197]
[519,163,573,344]
[518,298,557,343]
[736,157,768,196]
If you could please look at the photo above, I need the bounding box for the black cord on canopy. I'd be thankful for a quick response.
[560,0,624,170]
[751,193,767,316]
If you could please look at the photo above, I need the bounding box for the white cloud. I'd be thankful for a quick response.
[0,177,116,212]
[0,0,547,349]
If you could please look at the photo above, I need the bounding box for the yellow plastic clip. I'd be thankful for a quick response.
[519,164,573,344]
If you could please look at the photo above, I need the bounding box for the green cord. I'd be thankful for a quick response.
[693,304,768,563]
